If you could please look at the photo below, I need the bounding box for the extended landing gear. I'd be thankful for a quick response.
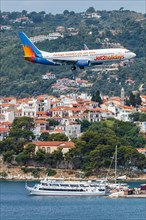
[71,66,76,71]
[80,66,84,69]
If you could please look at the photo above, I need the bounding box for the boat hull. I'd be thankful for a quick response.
[26,187,106,196]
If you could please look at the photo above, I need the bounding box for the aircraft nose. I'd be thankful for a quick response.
[131,52,136,58]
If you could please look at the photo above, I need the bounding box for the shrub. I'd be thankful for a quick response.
[46,168,57,176]
[0,171,8,177]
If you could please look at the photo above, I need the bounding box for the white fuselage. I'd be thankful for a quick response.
[41,48,136,64]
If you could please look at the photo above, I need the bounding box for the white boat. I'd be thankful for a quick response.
[25,178,107,196]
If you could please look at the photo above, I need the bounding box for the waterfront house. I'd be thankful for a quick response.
[32,141,75,154]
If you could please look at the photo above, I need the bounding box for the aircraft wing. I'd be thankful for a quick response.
[52,59,77,65]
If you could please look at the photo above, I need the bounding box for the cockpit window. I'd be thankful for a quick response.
[125,50,130,53]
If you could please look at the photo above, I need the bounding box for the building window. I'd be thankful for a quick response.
[47,147,50,153]
[42,147,45,152]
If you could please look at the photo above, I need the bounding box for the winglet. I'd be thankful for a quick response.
[19,32,42,58]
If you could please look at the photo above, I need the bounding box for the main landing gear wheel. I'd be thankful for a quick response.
[71,66,76,71]
[80,66,84,69]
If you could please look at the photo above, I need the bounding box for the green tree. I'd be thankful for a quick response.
[9,117,35,141]
[47,119,59,127]
[33,149,46,162]
[129,112,146,122]
[39,132,50,141]
[51,148,64,167]
[16,143,35,165]
[86,7,95,13]
[129,92,136,107]
[3,150,15,163]
[49,133,68,141]
[79,119,91,132]
[12,117,34,130]
[91,90,102,106]
[135,93,142,106]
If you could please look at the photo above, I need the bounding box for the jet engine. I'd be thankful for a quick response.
[76,60,90,67]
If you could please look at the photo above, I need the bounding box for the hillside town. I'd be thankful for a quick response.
[0,91,146,155]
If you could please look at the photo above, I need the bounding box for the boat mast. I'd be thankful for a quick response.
[115,145,117,184]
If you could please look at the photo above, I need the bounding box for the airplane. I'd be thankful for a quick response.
[19,32,136,71]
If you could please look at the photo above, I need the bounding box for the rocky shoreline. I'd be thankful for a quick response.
[1,174,146,182]
[1,160,146,181]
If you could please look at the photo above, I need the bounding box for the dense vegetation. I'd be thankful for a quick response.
[0,8,146,97]
[0,117,146,176]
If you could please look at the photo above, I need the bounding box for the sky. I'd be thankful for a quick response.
[1,0,146,14]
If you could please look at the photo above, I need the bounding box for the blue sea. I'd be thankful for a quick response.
[0,181,145,220]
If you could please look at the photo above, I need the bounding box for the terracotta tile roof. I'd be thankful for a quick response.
[36,111,47,115]
[0,128,9,133]
[119,105,135,112]
[16,98,32,103]
[89,108,101,112]
[33,141,74,148]
[16,109,22,112]
[50,106,86,111]
[110,96,121,101]
[40,130,49,133]
[138,107,146,112]
[1,121,12,125]
[35,119,47,123]
[136,148,146,153]
[0,103,15,107]
[141,95,146,99]
[37,97,45,101]
[3,97,15,101]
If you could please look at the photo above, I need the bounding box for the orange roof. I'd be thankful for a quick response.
[136,148,146,152]
[35,120,47,123]
[1,121,12,125]
[89,108,101,112]
[16,109,22,112]
[50,106,86,112]
[36,111,47,115]
[37,97,45,101]
[140,95,146,99]
[33,141,74,148]
[54,128,64,131]
[0,128,9,133]
[3,97,15,101]
[119,105,134,111]
[138,107,146,112]
[40,130,49,133]
[17,98,32,103]
[0,103,15,107]
[110,97,121,101]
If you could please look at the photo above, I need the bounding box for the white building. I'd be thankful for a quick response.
[42,73,56,80]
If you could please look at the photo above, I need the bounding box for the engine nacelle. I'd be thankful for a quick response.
[76,60,90,67]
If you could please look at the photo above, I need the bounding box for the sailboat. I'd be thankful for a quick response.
[106,145,129,190]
